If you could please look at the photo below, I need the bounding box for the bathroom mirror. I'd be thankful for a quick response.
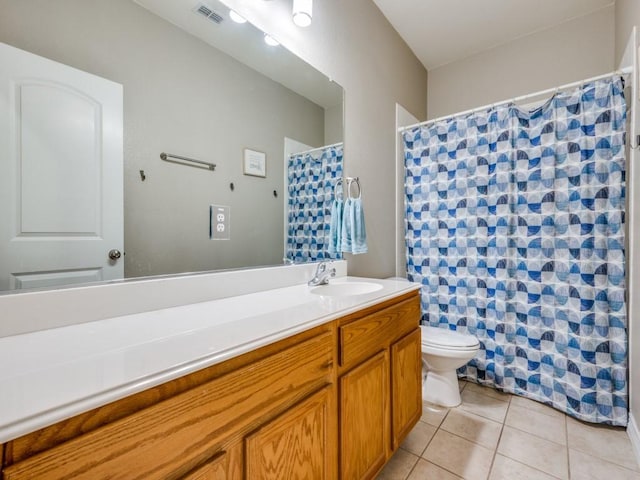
[0,0,343,293]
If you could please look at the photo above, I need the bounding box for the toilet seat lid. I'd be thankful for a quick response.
[420,325,480,349]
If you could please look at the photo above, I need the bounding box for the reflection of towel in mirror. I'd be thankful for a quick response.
[341,198,367,254]
[328,197,343,255]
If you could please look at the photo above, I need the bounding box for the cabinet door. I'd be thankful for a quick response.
[245,386,334,480]
[340,350,389,480]
[180,452,227,480]
[391,328,422,449]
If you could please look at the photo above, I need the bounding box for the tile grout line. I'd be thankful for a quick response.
[565,422,640,473]
[398,406,448,477]
[416,403,481,479]
[486,394,511,480]
[397,384,636,480]
[498,394,570,479]
[421,401,500,478]
[401,452,420,480]
[499,420,567,479]
[422,406,450,455]
[453,381,511,479]
[404,406,450,480]
[463,390,568,480]
[502,420,568,447]
[505,394,572,480]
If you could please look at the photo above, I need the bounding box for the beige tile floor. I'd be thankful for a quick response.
[377,381,640,480]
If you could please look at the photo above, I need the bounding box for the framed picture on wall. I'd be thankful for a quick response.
[243,148,266,177]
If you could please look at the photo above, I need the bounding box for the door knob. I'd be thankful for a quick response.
[108,249,122,260]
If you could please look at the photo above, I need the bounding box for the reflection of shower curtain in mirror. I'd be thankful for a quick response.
[286,144,343,262]
[403,77,628,426]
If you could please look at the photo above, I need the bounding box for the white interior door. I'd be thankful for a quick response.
[0,43,123,291]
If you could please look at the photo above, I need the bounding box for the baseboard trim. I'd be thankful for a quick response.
[628,412,640,469]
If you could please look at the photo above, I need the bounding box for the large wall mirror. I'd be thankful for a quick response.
[0,0,344,293]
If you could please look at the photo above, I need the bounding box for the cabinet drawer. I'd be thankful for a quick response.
[339,296,420,369]
[3,331,334,480]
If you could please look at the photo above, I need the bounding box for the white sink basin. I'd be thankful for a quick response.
[310,281,383,297]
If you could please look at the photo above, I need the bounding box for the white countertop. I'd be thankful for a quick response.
[0,276,420,444]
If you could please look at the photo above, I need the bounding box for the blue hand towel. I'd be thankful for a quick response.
[341,198,367,255]
[350,197,367,254]
[328,197,343,255]
[341,198,353,253]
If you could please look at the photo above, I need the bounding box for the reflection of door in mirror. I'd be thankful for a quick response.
[0,43,123,291]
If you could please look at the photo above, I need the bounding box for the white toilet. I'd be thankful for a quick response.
[420,325,480,407]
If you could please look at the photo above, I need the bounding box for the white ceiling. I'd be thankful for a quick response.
[372,0,615,71]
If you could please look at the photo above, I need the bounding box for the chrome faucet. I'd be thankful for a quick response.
[308,261,336,286]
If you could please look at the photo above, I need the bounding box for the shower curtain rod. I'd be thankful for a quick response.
[288,142,343,157]
[398,66,634,133]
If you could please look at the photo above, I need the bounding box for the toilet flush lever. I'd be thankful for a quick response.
[108,249,122,261]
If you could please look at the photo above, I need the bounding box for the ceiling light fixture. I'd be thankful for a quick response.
[229,10,247,24]
[292,0,312,27]
[264,34,279,46]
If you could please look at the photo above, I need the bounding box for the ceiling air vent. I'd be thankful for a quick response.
[193,3,223,24]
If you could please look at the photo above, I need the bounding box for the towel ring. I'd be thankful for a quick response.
[334,178,344,200]
[347,177,362,199]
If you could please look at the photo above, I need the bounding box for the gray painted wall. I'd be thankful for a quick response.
[324,104,344,145]
[224,0,429,278]
[0,0,326,278]
[616,0,640,66]
[427,6,615,119]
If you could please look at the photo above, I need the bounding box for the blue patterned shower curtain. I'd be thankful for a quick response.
[286,144,343,262]
[403,77,628,425]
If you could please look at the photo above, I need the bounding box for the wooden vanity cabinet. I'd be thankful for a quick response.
[0,290,421,480]
[337,292,422,480]
[1,324,337,480]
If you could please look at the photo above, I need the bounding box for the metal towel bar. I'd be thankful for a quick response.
[160,152,216,171]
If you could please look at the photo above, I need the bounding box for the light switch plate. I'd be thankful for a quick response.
[210,205,230,240]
